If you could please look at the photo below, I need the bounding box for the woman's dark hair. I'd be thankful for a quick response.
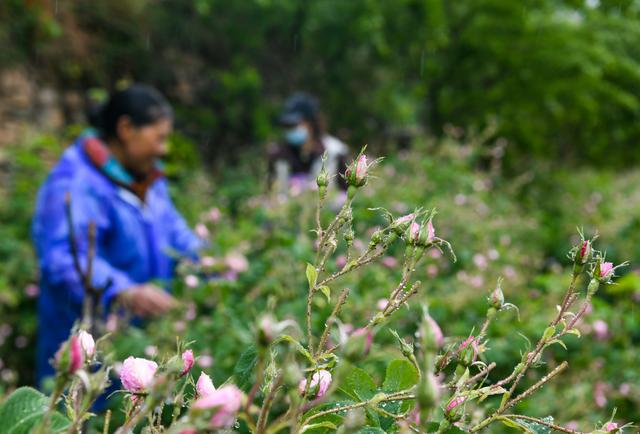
[89,84,173,140]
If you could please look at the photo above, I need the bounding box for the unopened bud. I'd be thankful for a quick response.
[457,336,478,367]
[444,395,465,422]
[345,154,368,188]
[417,373,440,410]
[344,328,373,361]
[487,284,504,309]
[316,170,328,188]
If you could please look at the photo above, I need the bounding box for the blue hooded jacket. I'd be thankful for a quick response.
[32,132,201,384]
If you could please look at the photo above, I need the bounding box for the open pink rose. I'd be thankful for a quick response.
[193,384,243,428]
[196,372,216,398]
[120,356,158,393]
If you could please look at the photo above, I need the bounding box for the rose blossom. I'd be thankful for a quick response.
[120,356,158,393]
[298,369,332,398]
[181,349,195,376]
[77,330,95,358]
[192,384,243,428]
[196,372,216,397]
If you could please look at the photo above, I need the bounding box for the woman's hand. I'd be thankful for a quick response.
[117,284,177,317]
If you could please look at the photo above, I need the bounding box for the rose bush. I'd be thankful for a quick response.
[0,131,638,432]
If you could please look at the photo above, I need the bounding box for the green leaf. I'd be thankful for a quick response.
[306,263,318,289]
[275,335,315,363]
[0,387,70,434]
[232,345,257,389]
[319,285,331,302]
[542,326,556,341]
[339,366,378,401]
[382,359,419,393]
[355,427,386,434]
[515,416,554,434]
[301,421,338,433]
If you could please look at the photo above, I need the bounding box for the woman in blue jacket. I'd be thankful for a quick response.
[32,84,202,385]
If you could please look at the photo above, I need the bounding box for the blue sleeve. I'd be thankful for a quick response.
[33,179,135,311]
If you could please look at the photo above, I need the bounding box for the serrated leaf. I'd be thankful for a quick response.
[232,345,257,389]
[0,387,70,434]
[382,359,419,393]
[301,421,338,433]
[306,263,318,289]
[319,285,331,302]
[515,416,554,434]
[339,367,378,401]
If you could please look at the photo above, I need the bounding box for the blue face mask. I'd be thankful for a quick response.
[285,126,308,146]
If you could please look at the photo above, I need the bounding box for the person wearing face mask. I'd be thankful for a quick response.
[268,93,349,194]
[32,84,203,386]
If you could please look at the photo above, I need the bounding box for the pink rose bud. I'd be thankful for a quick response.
[600,262,614,279]
[181,349,195,377]
[458,336,479,366]
[208,207,221,222]
[69,336,84,372]
[604,422,619,432]
[298,369,332,398]
[201,256,217,267]
[55,335,84,374]
[196,372,216,398]
[185,274,199,288]
[488,283,505,309]
[426,219,435,243]
[120,356,158,393]
[77,330,95,358]
[425,314,444,348]
[578,240,591,264]
[192,384,243,429]
[444,395,465,422]
[195,223,209,239]
[225,252,249,273]
[377,298,389,310]
[345,154,369,188]
[24,284,39,298]
[408,222,421,243]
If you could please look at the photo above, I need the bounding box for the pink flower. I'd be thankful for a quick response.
[181,350,195,377]
[473,254,488,270]
[377,298,389,310]
[592,320,609,340]
[120,356,158,393]
[619,383,630,396]
[427,264,439,277]
[69,336,84,373]
[409,222,420,242]
[426,220,435,242]
[298,369,332,398]
[604,422,619,432]
[355,155,367,182]
[593,381,608,408]
[207,207,221,222]
[225,252,249,273]
[445,395,466,412]
[185,274,199,288]
[144,345,157,357]
[193,384,243,428]
[106,314,118,332]
[24,284,39,298]
[381,256,398,268]
[198,354,214,368]
[600,262,614,279]
[395,213,416,225]
[77,330,95,358]
[55,335,84,374]
[426,314,444,347]
[201,256,217,267]
[196,372,216,398]
[195,223,210,239]
[458,336,479,364]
